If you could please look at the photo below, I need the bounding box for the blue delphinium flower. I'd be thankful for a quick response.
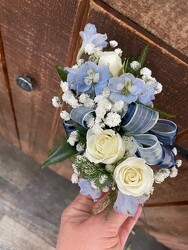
[67,61,111,96]
[78,178,101,201]
[138,82,157,105]
[80,23,108,52]
[113,191,149,216]
[108,73,144,104]
[113,191,139,217]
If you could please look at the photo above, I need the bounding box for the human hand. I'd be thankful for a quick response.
[56,194,142,250]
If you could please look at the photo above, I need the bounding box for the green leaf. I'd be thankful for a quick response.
[139,45,149,68]
[48,134,67,157]
[136,101,175,118]
[125,243,132,250]
[150,106,175,118]
[118,60,126,76]
[56,65,68,81]
[124,58,129,73]
[75,123,87,143]
[41,142,77,169]
[75,124,87,137]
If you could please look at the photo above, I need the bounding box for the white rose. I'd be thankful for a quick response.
[114,157,154,196]
[85,129,126,164]
[98,51,122,76]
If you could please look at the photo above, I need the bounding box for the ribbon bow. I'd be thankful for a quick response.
[121,103,177,168]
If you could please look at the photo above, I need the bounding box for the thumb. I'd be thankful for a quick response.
[119,205,142,246]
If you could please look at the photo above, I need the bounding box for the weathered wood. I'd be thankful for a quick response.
[102,0,188,58]
[0,136,39,190]
[0,32,19,148]
[138,205,188,250]
[0,216,55,250]
[0,0,89,165]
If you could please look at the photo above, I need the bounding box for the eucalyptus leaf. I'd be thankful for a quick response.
[56,65,68,81]
[41,142,77,169]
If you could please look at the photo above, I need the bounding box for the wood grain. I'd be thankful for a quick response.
[0,216,55,250]
[0,0,89,164]
[138,205,188,249]
[0,31,19,148]
[102,0,188,58]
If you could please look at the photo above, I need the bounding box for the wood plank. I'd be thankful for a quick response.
[102,0,188,58]
[0,0,89,165]
[138,205,188,249]
[0,216,55,250]
[0,136,39,190]
[0,31,19,148]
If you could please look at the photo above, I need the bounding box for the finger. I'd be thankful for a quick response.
[119,205,142,246]
[63,194,95,217]
[100,208,129,230]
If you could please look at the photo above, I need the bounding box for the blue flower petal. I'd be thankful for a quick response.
[113,191,139,217]
[68,61,110,95]
[80,23,107,48]
[90,33,108,47]
[138,84,156,104]
[78,178,101,201]
[108,77,123,92]
[80,24,97,45]
[110,92,123,102]
[138,194,150,204]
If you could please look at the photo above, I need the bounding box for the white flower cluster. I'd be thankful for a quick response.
[140,66,163,94]
[154,161,181,184]
[62,90,80,108]
[123,136,137,157]
[52,96,61,108]
[67,131,79,146]
[83,89,126,134]
[79,93,95,108]
[154,168,170,183]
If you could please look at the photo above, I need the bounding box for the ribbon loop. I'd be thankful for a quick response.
[133,134,163,165]
[156,145,176,168]
[122,103,159,134]
[70,107,95,128]
[150,119,177,145]
[63,121,76,136]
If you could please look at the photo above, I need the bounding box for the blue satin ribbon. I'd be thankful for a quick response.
[122,103,177,168]
[150,119,177,145]
[63,121,76,136]
[70,107,95,128]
